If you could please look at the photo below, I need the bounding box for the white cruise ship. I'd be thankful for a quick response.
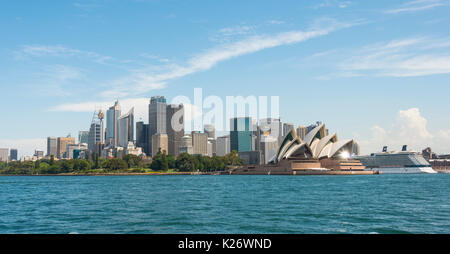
[355,146,437,174]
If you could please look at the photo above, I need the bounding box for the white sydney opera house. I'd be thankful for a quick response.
[271,123,357,164]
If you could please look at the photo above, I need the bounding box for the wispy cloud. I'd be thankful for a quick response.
[312,0,353,9]
[339,36,450,77]
[102,19,357,98]
[384,0,446,14]
[15,45,114,64]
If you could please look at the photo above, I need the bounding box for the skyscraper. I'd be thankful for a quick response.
[216,135,230,156]
[47,137,57,157]
[260,136,278,164]
[283,123,295,137]
[230,117,252,153]
[106,100,121,146]
[152,133,168,155]
[118,107,134,148]
[204,124,216,139]
[88,110,104,154]
[10,149,18,161]
[136,121,150,155]
[0,148,9,162]
[259,118,282,146]
[166,104,184,157]
[57,136,75,159]
[148,96,167,156]
[192,131,208,156]
[78,131,89,144]
[297,126,307,140]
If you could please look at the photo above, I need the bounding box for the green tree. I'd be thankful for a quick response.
[150,148,168,171]
[105,158,128,171]
[123,154,142,168]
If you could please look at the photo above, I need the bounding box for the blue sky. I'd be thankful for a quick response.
[1,0,450,157]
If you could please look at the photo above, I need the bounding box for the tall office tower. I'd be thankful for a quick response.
[0,148,9,162]
[136,122,150,155]
[192,131,208,156]
[57,136,75,159]
[47,137,58,157]
[207,140,213,157]
[152,133,168,156]
[283,123,295,137]
[10,149,18,161]
[352,142,361,156]
[296,126,307,140]
[106,100,121,146]
[230,117,252,153]
[166,104,184,157]
[118,108,134,148]
[258,118,282,146]
[204,124,216,139]
[78,131,89,144]
[216,135,230,156]
[88,110,104,154]
[148,96,167,156]
[207,137,216,156]
[260,136,279,164]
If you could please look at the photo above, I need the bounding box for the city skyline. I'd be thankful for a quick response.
[1,0,450,157]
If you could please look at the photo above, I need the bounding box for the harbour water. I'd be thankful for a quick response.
[0,175,449,234]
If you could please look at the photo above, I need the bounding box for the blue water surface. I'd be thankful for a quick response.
[0,175,449,234]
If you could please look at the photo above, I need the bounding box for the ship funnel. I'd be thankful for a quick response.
[402,145,407,151]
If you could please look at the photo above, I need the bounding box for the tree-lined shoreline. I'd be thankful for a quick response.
[0,150,245,176]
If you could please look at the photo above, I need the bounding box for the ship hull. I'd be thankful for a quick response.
[366,167,437,174]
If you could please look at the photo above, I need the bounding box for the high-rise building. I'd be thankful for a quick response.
[166,104,184,157]
[0,148,9,162]
[152,133,168,156]
[136,122,150,155]
[230,117,253,153]
[258,118,283,146]
[78,131,89,144]
[57,136,75,159]
[192,131,208,156]
[297,126,307,140]
[67,144,88,159]
[10,149,18,161]
[47,137,58,157]
[106,100,121,146]
[148,96,167,156]
[88,110,104,154]
[216,135,230,156]
[283,123,295,137]
[204,124,216,139]
[260,136,279,164]
[118,107,134,148]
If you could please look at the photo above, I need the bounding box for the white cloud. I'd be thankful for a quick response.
[357,108,450,155]
[16,45,114,64]
[384,0,445,14]
[313,0,353,9]
[102,19,355,98]
[0,138,46,158]
[338,36,450,77]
